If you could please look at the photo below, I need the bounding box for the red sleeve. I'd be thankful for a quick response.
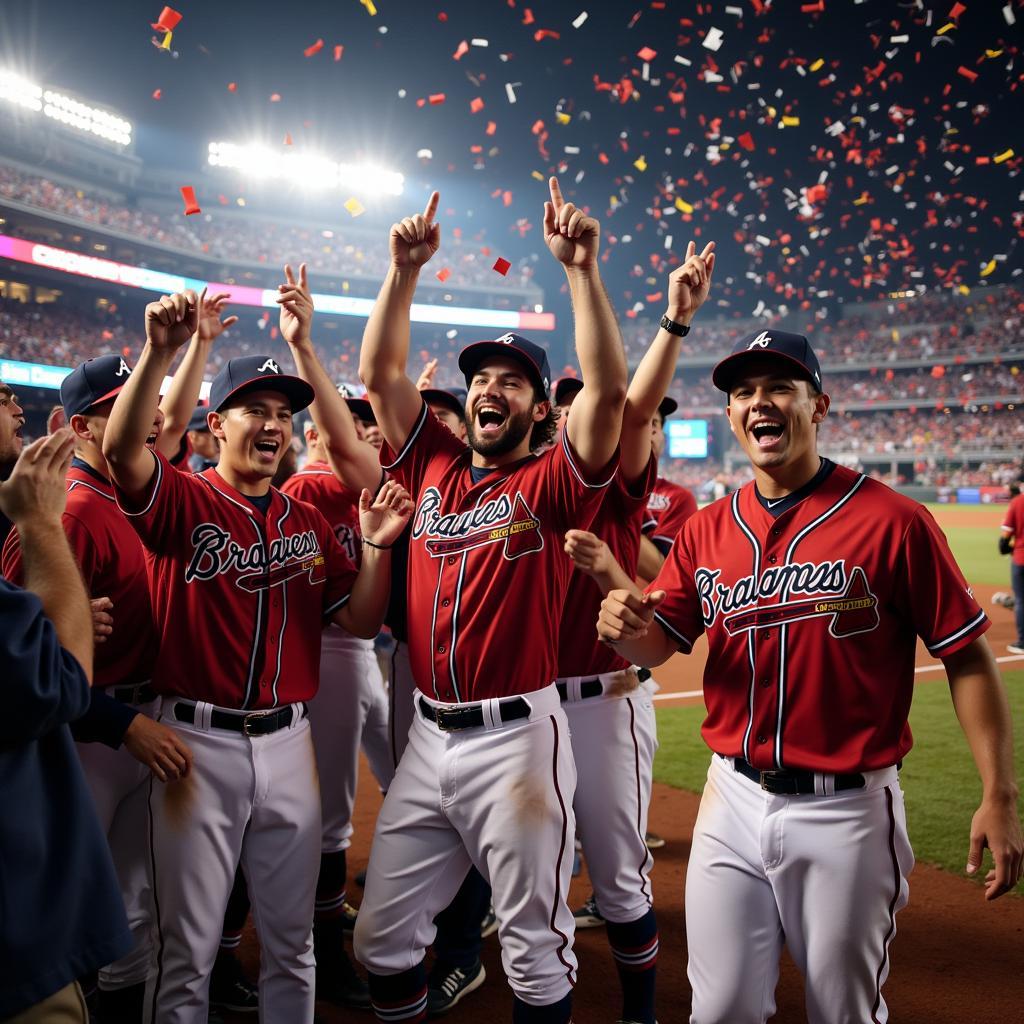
[62,513,102,587]
[1002,496,1021,538]
[899,507,989,657]
[112,449,190,550]
[542,429,619,533]
[650,485,698,548]
[0,526,23,584]
[614,452,658,517]
[379,401,467,497]
[644,525,703,654]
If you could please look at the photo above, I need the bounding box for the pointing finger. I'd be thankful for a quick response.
[549,175,564,210]
[700,240,716,261]
[423,190,440,223]
[686,240,696,260]
[299,263,308,291]
[283,264,296,287]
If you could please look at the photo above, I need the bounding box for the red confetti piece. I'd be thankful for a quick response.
[534,28,560,41]
[438,11,448,21]
[737,131,755,151]
[949,1,966,18]
[151,6,182,33]
[493,257,512,276]
[152,88,162,100]
[227,82,237,92]
[453,39,469,60]
[957,65,978,82]
[637,46,657,62]
[485,120,497,135]
[502,190,513,207]
[531,119,545,134]
[436,267,452,283]
[180,186,200,216]
[270,93,282,102]
[522,8,535,25]
[333,44,344,61]
[283,132,293,146]
[429,93,446,105]
[304,38,324,58]
[470,96,485,113]
[800,0,823,10]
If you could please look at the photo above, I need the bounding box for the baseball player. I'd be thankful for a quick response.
[1000,484,1024,655]
[280,400,395,1008]
[2,355,194,1023]
[100,280,413,1024]
[554,245,715,1024]
[0,380,26,547]
[597,329,1024,1023]
[352,178,627,1024]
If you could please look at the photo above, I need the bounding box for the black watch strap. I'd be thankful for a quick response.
[660,314,690,337]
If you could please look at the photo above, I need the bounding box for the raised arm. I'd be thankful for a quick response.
[943,637,1023,899]
[359,192,441,452]
[104,292,198,502]
[544,177,627,476]
[620,242,716,481]
[156,289,237,460]
[277,263,381,493]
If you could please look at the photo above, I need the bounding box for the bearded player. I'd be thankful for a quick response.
[598,330,1023,1022]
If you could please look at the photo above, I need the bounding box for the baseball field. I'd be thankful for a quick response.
[231,503,1024,1023]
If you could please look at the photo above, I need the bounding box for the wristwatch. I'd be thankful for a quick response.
[660,314,690,337]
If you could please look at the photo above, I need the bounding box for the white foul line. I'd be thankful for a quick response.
[651,654,1024,703]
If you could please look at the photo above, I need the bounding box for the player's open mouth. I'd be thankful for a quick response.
[144,431,159,447]
[475,403,507,437]
[254,438,280,461]
[750,419,785,450]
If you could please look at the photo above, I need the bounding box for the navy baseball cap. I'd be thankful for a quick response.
[553,377,583,406]
[338,383,376,425]
[458,333,551,397]
[61,354,134,417]
[658,396,678,419]
[208,356,314,414]
[712,330,823,394]
[187,405,211,432]
[422,387,467,422]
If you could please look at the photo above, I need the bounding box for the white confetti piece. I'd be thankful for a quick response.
[573,11,589,28]
[703,26,724,51]
[505,82,520,104]
[471,38,488,47]
[1003,4,1015,26]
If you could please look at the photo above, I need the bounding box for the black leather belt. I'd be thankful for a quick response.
[418,695,530,732]
[107,682,157,704]
[732,756,865,795]
[556,678,604,701]
[173,701,306,736]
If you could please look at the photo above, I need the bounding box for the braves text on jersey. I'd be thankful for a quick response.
[2,457,157,688]
[641,476,698,553]
[115,450,356,708]
[649,463,989,773]
[381,401,615,702]
[557,455,657,678]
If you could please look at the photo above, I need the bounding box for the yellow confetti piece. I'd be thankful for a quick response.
[958,284,971,295]
[809,58,824,72]
[985,49,1004,58]
[634,155,647,172]
[936,22,955,34]
[891,329,900,342]
[853,193,871,205]
[531,170,545,180]
[675,197,694,214]
[781,115,800,127]
[981,259,997,277]
[344,197,366,217]
[359,0,378,15]
[160,30,173,50]
[766,105,777,120]
[610,196,619,208]
[555,111,571,125]
[994,148,1015,164]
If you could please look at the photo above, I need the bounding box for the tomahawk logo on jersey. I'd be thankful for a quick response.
[382,401,614,702]
[650,464,989,773]
[115,449,356,709]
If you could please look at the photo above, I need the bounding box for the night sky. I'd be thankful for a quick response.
[0,0,1020,329]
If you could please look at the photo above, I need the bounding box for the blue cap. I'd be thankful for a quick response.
[458,333,551,397]
[422,387,467,422]
[187,405,211,432]
[658,396,678,418]
[553,376,583,406]
[61,354,135,417]
[208,356,314,413]
[712,330,823,393]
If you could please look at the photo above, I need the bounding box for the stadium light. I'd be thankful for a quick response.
[208,141,405,196]
[0,70,43,112]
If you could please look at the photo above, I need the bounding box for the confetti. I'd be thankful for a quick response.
[416,148,433,159]
[675,198,694,213]
[471,38,489,47]
[980,258,997,277]
[957,65,978,82]
[1004,4,1016,25]
[470,96,485,113]
[453,39,469,60]
[505,82,520,104]
[283,132,293,146]
[485,121,496,135]
[269,93,282,102]
[948,2,966,19]
[573,11,589,28]
[703,27,724,51]
[227,82,237,92]
[436,267,452,283]
[534,29,561,42]
[180,186,200,216]
[359,0,377,15]
[428,93,446,105]
[304,38,324,58]
[637,46,657,62]
[493,257,512,275]
[634,155,648,171]
[150,6,182,33]
[994,148,1014,163]
[737,131,755,151]
[333,44,344,61]
[152,88,162,100]
[344,198,366,217]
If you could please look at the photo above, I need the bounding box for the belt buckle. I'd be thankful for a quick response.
[434,707,465,732]
[242,710,272,736]
[758,770,796,795]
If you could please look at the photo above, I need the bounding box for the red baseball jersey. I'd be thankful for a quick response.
[382,402,615,702]
[1001,493,1024,567]
[1,458,157,688]
[280,460,378,571]
[648,463,989,773]
[557,455,657,678]
[115,450,356,709]
[642,476,698,551]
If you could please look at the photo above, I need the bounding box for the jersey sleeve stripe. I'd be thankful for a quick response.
[560,430,616,490]
[120,448,163,518]
[380,401,428,472]
[653,611,693,653]
[925,608,989,655]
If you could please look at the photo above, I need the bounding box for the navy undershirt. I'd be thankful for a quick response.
[243,490,273,514]
[469,464,497,485]
[755,457,836,519]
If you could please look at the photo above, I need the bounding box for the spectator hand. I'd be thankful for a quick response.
[91,596,113,644]
[145,291,200,352]
[359,480,414,548]
[277,263,314,347]
[0,429,74,525]
[195,287,239,345]
[666,241,716,325]
[123,714,194,783]
[390,192,441,269]
[544,176,600,269]
[416,358,440,391]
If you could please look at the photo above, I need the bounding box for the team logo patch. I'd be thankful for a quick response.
[257,358,281,374]
[185,523,325,590]
[115,357,132,377]
[412,487,544,560]
[747,331,772,350]
[697,559,880,639]
[646,492,671,512]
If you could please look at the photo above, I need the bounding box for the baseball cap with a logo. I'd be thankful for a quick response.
[711,329,823,394]
[422,387,467,422]
[337,383,375,425]
[60,354,135,417]
[458,333,552,397]
[208,356,314,413]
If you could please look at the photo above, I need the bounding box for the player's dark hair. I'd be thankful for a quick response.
[530,386,558,450]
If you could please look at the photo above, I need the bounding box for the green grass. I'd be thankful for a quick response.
[653,670,1024,887]
[925,502,1008,588]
